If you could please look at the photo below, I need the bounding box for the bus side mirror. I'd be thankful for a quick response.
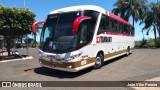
[32,20,46,33]
[73,16,91,33]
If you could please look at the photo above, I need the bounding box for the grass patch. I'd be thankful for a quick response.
[135,38,160,48]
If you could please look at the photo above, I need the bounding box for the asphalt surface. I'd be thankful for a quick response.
[0,48,160,90]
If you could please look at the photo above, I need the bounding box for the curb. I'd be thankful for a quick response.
[0,56,33,63]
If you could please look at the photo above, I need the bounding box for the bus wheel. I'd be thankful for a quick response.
[94,54,104,69]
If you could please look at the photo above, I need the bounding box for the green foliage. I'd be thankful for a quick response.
[112,0,160,47]
[0,5,35,55]
[147,39,155,47]
[24,37,38,47]
[141,38,148,47]
[135,41,141,47]
[15,43,21,48]
[135,38,160,48]
[112,0,148,26]
[24,38,34,44]
[141,2,160,46]
[156,38,160,47]
[0,5,35,37]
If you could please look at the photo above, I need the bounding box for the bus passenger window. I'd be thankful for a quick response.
[109,19,114,31]
[98,14,106,33]
[106,16,109,31]
[119,23,123,33]
[124,25,127,34]
[131,27,135,35]
[98,14,110,35]
[129,27,132,35]
[114,20,118,32]
[84,10,99,36]
[127,26,130,34]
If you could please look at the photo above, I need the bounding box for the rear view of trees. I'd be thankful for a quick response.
[0,5,35,55]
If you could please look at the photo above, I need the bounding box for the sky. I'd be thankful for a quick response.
[0,0,158,41]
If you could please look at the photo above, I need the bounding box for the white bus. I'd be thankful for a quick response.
[32,5,135,72]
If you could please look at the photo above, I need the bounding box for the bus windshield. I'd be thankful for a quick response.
[40,11,82,53]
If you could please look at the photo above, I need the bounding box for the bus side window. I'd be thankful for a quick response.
[124,25,127,34]
[133,27,135,35]
[84,10,99,38]
[106,16,109,31]
[127,26,130,34]
[79,19,95,47]
[119,23,123,33]
[117,21,120,33]
[122,24,124,34]
[97,14,106,34]
[131,27,135,35]
[126,26,129,34]
[109,18,114,32]
[129,26,132,35]
[114,20,118,32]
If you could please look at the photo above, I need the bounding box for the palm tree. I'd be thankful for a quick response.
[112,0,129,21]
[155,2,160,38]
[141,2,160,46]
[112,0,148,26]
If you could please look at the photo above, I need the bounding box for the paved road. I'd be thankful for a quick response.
[0,48,160,90]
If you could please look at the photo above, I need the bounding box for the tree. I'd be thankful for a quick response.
[141,2,160,46]
[0,5,35,55]
[112,0,148,26]
[112,0,128,21]
[24,37,38,47]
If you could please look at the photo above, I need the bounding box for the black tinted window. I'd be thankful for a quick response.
[99,14,106,30]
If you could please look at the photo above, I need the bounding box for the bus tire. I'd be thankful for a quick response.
[94,54,104,69]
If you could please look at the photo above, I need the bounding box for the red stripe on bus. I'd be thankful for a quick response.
[108,12,133,27]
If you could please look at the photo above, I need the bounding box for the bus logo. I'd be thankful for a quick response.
[96,36,112,43]
[96,36,100,43]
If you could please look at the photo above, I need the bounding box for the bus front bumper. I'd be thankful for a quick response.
[39,59,95,72]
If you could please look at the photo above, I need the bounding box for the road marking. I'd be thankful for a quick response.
[0,56,33,63]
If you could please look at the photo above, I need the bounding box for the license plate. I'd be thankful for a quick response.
[49,64,55,67]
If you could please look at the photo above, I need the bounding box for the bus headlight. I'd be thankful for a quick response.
[65,55,78,61]
[65,52,82,61]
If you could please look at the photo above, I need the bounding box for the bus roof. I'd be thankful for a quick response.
[49,5,103,14]
[49,5,133,27]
